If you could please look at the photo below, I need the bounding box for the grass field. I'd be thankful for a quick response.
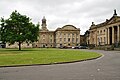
[0,48,101,66]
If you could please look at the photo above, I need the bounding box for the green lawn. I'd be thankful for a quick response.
[0,48,101,66]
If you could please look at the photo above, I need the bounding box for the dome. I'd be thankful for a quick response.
[62,25,77,30]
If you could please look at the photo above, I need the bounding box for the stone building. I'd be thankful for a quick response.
[55,25,80,48]
[6,42,33,48]
[34,16,55,48]
[84,30,90,46]
[34,16,80,48]
[5,16,80,48]
[89,10,120,46]
[80,35,86,46]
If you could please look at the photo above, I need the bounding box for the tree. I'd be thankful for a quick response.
[0,10,39,50]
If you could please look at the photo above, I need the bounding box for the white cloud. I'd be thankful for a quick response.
[0,0,120,34]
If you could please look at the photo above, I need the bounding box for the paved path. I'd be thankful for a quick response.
[0,50,120,80]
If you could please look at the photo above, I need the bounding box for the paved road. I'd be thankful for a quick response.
[0,50,120,80]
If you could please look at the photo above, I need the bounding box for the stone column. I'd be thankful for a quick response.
[118,26,120,42]
[106,28,108,45]
[108,28,110,45]
[112,26,115,44]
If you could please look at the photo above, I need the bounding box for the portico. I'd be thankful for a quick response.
[89,10,120,47]
[107,25,120,45]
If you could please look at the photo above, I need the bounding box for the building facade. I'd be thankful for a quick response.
[89,10,120,46]
[34,17,80,48]
[55,25,80,48]
[5,17,80,48]
[6,42,33,48]
[80,35,86,46]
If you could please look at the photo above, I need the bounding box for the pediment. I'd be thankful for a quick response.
[107,16,120,24]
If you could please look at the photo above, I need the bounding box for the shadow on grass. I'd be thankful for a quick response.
[0,48,39,52]
[0,48,59,52]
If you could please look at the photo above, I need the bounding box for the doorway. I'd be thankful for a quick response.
[43,45,45,48]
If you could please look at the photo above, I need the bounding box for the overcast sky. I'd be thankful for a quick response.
[0,0,120,34]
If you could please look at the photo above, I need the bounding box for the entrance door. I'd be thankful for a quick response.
[60,44,62,48]
[43,45,45,48]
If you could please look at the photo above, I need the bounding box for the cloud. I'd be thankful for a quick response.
[0,0,120,34]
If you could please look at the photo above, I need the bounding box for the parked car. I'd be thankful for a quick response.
[63,46,67,49]
[79,46,87,49]
[72,46,79,49]
[72,46,75,49]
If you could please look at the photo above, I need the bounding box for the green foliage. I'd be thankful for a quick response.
[0,10,39,50]
[0,48,101,66]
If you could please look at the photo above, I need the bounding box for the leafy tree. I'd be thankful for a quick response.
[0,10,39,50]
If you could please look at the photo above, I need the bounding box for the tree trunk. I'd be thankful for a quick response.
[18,41,21,50]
